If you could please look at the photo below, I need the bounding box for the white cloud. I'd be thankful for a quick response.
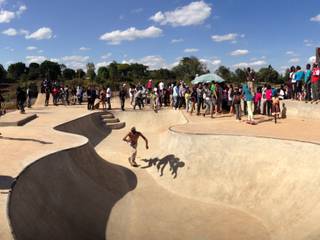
[289,58,300,63]
[200,58,222,71]
[150,1,211,27]
[309,56,316,63]
[26,56,47,64]
[26,27,53,40]
[0,10,15,23]
[2,28,17,36]
[62,55,90,69]
[126,55,177,70]
[230,49,249,56]
[4,46,14,51]
[100,26,162,45]
[79,47,91,51]
[101,53,112,59]
[304,39,314,47]
[26,46,37,51]
[16,5,27,16]
[171,38,184,43]
[2,28,29,36]
[286,51,294,55]
[0,4,27,23]
[233,60,267,69]
[184,48,199,53]
[211,33,243,42]
[310,14,320,22]
[96,61,111,69]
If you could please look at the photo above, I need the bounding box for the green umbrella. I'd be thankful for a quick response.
[192,73,225,84]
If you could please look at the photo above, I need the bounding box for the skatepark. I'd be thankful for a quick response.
[0,97,319,240]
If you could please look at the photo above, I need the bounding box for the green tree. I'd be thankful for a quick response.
[172,57,208,82]
[108,61,119,82]
[7,62,27,81]
[257,65,280,83]
[76,69,85,79]
[28,63,40,80]
[62,68,76,80]
[0,64,7,83]
[96,66,109,84]
[233,68,247,83]
[215,66,233,82]
[40,61,61,81]
[86,63,96,82]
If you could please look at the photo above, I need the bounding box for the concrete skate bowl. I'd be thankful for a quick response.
[8,112,137,240]
[102,110,320,240]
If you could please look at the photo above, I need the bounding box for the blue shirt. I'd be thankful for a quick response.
[294,70,305,82]
[242,84,253,101]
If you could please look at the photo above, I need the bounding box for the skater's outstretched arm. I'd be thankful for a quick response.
[122,133,130,143]
[139,133,149,149]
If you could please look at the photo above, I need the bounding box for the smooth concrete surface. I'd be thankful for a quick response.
[284,100,320,120]
[1,100,320,240]
[0,112,37,126]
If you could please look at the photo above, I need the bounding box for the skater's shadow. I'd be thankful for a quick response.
[141,155,185,179]
[0,136,53,145]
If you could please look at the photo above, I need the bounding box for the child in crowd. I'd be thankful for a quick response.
[272,91,281,123]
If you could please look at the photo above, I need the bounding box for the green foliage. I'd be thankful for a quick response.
[76,69,86,79]
[256,65,280,84]
[86,62,96,81]
[96,66,109,84]
[40,61,61,80]
[28,63,40,80]
[62,68,76,80]
[172,56,208,82]
[7,62,26,81]
[0,64,7,83]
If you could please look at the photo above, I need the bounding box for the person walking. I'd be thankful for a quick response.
[16,87,27,114]
[123,127,149,167]
[119,85,127,111]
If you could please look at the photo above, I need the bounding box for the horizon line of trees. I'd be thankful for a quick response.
[0,56,289,88]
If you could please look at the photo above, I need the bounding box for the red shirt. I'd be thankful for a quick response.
[312,67,320,83]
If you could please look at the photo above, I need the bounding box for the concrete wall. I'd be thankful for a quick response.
[283,100,320,120]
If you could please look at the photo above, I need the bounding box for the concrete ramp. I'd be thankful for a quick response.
[8,112,137,240]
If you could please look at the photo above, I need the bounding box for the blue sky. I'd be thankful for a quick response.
[0,0,319,73]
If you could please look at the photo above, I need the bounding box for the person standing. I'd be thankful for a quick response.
[305,64,312,102]
[16,87,27,114]
[100,88,107,110]
[232,87,242,121]
[196,84,204,115]
[294,66,305,101]
[106,86,112,110]
[26,87,32,108]
[119,85,127,111]
[311,63,320,103]
[123,127,149,167]
[242,83,255,124]
[202,84,214,118]
[87,86,96,110]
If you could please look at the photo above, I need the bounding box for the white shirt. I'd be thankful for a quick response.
[106,88,111,98]
[159,82,164,90]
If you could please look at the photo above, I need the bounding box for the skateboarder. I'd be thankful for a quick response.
[123,127,149,167]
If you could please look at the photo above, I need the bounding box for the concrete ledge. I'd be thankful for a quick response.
[0,112,37,127]
[284,100,320,120]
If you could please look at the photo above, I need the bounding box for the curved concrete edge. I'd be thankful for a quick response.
[7,111,136,240]
[283,100,320,120]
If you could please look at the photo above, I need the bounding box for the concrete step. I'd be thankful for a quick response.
[102,118,120,124]
[101,113,114,119]
[107,122,126,130]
